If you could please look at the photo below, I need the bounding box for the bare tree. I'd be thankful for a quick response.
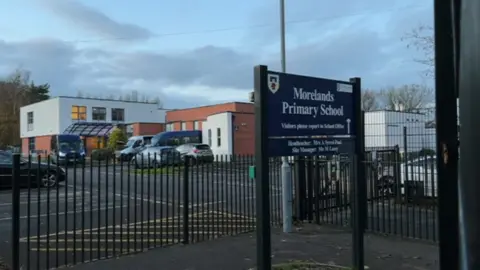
[402,25,434,78]
[380,84,433,112]
[361,89,379,111]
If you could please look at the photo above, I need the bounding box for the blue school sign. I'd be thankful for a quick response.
[266,71,355,138]
[263,71,357,157]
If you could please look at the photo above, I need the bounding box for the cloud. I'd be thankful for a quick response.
[37,0,152,40]
[1,0,433,109]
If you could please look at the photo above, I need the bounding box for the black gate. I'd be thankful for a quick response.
[293,146,401,228]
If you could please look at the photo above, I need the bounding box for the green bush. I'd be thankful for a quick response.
[91,148,114,161]
[107,127,127,151]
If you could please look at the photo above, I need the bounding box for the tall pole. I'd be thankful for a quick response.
[457,0,480,269]
[280,0,287,72]
[433,0,459,269]
[280,0,293,233]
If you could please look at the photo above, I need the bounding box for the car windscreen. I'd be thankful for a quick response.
[125,139,136,148]
[194,144,211,150]
[58,137,83,152]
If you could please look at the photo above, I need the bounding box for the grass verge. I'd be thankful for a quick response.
[250,260,353,270]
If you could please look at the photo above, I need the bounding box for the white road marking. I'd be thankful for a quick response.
[0,205,131,221]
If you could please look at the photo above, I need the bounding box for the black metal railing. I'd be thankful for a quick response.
[8,150,440,270]
[8,153,282,270]
[291,152,438,243]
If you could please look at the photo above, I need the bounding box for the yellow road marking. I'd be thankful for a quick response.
[21,211,253,241]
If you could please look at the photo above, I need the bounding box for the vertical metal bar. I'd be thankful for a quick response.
[306,157,313,222]
[314,157,321,225]
[159,156,164,246]
[220,155,225,236]
[177,154,181,242]
[351,77,365,270]
[233,155,238,234]
[105,156,109,257]
[73,156,77,264]
[112,156,117,256]
[134,155,139,251]
[430,154,436,242]
[55,153,60,269]
[46,156,51,269]
[294,157,306,221]
[127,156,131,251]
[190,156,195,243]
[434,0,460,268]
[120,156,124,254]
[183,156,190,244]
[164,154,169,246]
[201,157,205,240]
[36,155,41,269]
[11,154,21,270]
[97,158,101,259]
[89,156,93,261]
[153,153,157,248]
[254,65,271,269]
[81,156,86,262]
[228,156,233,234]
[140,154,144,251]
[147,154,151,249]
[240,155,246,232]
[214,156,219,238]
[207,158,212,238]
[26,155,31,270]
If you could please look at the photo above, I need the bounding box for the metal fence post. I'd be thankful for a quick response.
[12,154,20,270]
[182,156,190,244]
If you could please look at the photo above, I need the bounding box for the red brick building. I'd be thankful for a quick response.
[165,102,254,155]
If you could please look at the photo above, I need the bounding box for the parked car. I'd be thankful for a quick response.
[0,151,66,188]
[175,143,214,164]
[116,135,153,162]
[133,146,182,169]
[377,156,437,198]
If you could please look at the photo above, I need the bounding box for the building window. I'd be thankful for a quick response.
[28,137,35,152]
[72,105,87,120]
[165,123,173,131]
[27,111,34,131]
[111,108,125,122]
[217,128,221,147]
[208,129,212,146]
[181,122,186,130]
[92,107,106,121]
[194,121,199,130]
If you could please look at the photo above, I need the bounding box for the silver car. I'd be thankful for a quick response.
[175,143,214,164]
[133,146,181,169]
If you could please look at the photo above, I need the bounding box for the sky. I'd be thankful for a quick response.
[0,0,434,109]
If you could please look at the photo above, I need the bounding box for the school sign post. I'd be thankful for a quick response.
[253,65,365,270]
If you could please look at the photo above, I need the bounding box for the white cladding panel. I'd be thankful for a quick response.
[20,99,60,138]
[202,112,233,161]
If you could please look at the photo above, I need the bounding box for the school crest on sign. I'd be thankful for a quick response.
[267,73,280,93]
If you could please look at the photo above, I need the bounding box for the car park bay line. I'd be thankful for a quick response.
[0,204,133,222]
[67,185,176,207]
[21,213,192,241]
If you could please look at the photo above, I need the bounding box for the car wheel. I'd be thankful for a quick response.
[41,171,57,188]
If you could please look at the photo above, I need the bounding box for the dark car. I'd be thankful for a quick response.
[0,151,66,188]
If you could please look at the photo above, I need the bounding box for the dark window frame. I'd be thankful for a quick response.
[27,111,34,131]
[92,107,107,121]
[111,108,125,122]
